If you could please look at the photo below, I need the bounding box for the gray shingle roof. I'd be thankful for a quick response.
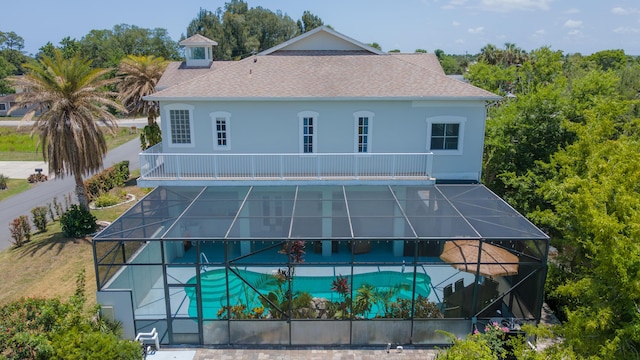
[150,27,499,101]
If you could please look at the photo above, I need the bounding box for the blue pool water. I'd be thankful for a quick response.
[186,268,431,319]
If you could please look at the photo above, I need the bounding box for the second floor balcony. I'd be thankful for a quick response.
[138,143,434,187]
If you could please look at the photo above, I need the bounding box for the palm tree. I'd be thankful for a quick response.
[479,44,499,65]
[9,50,124,211]
[117,55,168,149]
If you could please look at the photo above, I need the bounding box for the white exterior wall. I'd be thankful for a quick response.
[160,99,487,181]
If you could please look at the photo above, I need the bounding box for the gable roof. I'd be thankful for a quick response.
[148,27,499,101]
[259,26,384,55]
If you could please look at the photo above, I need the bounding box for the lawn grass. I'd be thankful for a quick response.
[0,172,148,308]
[0,127,138,161]
[0,221,97,306]
[0,179,33,202]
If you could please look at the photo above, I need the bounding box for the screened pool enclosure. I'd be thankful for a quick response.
[93,184,549,346]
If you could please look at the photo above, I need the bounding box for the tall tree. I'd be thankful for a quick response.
[185,3,322,61]
[9,50,124,210]
[533,98,640,359]
[297,10,324,34]
[118,54,168,149]
[0,31,29,75]
[77,25,179,68]
[0,56,16,94]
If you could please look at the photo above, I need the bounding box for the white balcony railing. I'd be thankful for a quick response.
[139,143,433,182]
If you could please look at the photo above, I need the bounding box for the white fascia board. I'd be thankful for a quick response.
[148,96,503,102]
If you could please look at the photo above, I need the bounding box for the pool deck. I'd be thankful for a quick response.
[149,347,440,359]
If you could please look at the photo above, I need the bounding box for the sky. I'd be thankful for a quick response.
[3,0,640,56]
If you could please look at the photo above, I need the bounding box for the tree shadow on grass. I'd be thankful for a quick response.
[15,231,91,258]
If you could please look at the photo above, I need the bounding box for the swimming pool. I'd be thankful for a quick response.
[186,268,431,319]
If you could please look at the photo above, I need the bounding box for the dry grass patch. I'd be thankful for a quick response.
[0,171,151,307]
[0,222,96,307]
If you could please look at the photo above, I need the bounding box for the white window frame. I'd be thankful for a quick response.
[211,111,231,150]
[353,111,374,153]
[426,116,466,155]
[165,104,195,148]
[298,111,318,154]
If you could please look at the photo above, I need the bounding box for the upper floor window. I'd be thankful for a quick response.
[354,111,374,153]
[431,123,459,150]
[211,111,231,150]
[298,111,318,153]
[426,116,466,155]
[166,104,195,147]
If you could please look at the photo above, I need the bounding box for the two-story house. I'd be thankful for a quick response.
[93,27,549,347]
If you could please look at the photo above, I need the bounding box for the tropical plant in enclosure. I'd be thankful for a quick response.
[256,268,316,320]
[9,50,124,211]
[328,274,352,319]
[353,283,378,318]
[0,173,7,189]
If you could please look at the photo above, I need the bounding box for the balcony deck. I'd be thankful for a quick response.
[138,143,435,187]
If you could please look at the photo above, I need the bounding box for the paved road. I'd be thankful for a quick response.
[0,119,147,251]
[0,117,148,127]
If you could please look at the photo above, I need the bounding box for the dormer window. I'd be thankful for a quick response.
[188,47,208,60]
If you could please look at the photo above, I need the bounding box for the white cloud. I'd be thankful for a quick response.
[479,0,553,12]
[565,8,580,14]
[452,21,461,26]
[613,26,640,34]
[532,29,545,37]
[468,26,485,34]
[564,19,583,28]
[441,0,467,9]
[449,0,468,5]
[455,39,465,44]
[611,7,640,15]
[611,7,629,15]
[567,29,581,36]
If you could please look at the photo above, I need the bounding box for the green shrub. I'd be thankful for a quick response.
[84,161,130,200]
[52,197,63,218]
[31,206,49,232]
[60,205,98,238]
[0,272,141,360]
[9,217,26,247]
[0,173,7,190]
[94,193,121,208]
[20,215,31,242]
[114,160,130,186]
[9,216,31,247]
